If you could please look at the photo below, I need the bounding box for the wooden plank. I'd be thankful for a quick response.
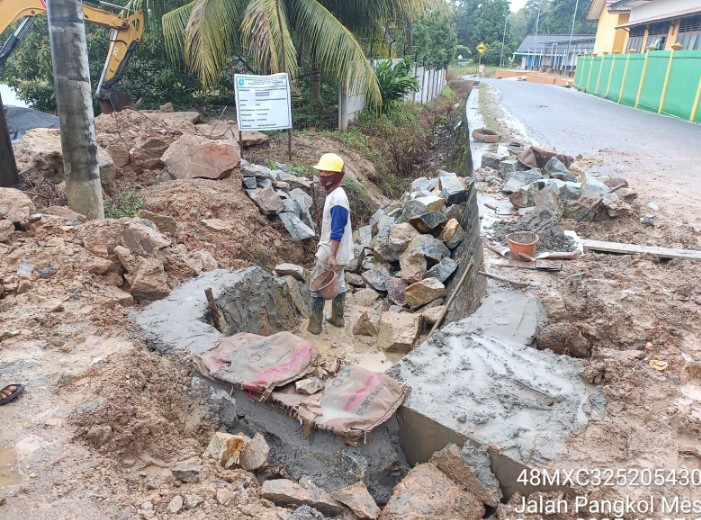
[582,239,701,260]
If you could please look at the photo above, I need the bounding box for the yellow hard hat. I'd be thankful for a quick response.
[313,153,344,173]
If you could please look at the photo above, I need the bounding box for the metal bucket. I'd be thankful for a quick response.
[311,269,341,300]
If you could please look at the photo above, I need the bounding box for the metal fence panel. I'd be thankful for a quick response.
[661,51,701,120]
[620,54,645,107]
[638,51,670,112]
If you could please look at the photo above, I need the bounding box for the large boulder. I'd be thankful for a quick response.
[248,187,283,215]
[544,157,576,182]
[425,258,458,284]
[405,278,446,309]
[502,169,543,194]
[372,222,419,263]
[438,219,466,250]
[399,235,450,283]
[377,312,419,353]
[126,257,170,300]
[379,463,484,520]
[14,127,117,187]
[279,212,315,241]
[0,188,36,224]
[162,134,240,180]
[438,171,468,205]
[122,221,171,255]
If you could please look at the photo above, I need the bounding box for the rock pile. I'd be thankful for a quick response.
[241,162,316,241]
[480,146,638,220]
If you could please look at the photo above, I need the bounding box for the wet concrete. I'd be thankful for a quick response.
[387,289,606,498]
[133,269,410,504]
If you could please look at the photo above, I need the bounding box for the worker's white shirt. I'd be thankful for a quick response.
[316,187,354,265]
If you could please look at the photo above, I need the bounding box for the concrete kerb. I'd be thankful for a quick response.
[387,289,606,499]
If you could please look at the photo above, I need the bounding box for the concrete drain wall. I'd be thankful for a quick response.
[387,289,606,498]
[133,268,410,504]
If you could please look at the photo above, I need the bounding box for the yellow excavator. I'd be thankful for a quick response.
[0,0,144,113]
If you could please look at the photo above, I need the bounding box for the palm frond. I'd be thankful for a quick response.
[241,0,298,78]
[162,2,195,65]
[291,0,381,106]
[180,0,242,86]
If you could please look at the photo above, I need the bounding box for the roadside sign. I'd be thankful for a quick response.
[234,73,292,131]
[476,42,487,55]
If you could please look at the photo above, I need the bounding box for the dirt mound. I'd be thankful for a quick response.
[142,176,310,269]
[488,209,576,252]
[70,349,216,459]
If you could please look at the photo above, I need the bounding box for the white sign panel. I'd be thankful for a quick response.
[234,73,292,131]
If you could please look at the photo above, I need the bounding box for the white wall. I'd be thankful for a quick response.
[338,59,447,130]
[627,0,700,24]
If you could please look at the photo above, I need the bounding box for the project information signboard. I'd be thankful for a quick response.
[234,73,292,131]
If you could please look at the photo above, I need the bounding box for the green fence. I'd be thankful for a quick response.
[574,50,701,123]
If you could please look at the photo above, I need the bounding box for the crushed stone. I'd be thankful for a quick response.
[487,209,576,253]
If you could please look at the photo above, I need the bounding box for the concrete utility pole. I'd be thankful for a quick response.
[47,0,104,219]
[0,92,20,188]
[564,0,581,75]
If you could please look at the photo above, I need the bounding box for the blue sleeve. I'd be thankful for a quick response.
[330,205,349,241]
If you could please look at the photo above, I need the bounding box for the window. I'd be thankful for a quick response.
[627,25,645,52]
[646,21,670,49]
[678,15,701,50]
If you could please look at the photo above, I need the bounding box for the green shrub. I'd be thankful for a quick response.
[374,58,420,113]
[104,185,144,219]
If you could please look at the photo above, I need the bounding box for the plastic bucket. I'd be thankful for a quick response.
[506,231,539,260]
[311,269,341,300]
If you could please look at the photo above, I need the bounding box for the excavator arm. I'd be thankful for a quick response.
[0,0,144,113]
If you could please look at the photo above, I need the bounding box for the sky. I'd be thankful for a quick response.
[510,0,529,12]
[0,84,27,107]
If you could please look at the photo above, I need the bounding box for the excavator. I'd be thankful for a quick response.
[0,0,144,113]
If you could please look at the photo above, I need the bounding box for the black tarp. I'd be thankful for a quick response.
[4,105,59,144]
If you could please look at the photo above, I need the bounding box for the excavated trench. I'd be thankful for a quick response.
[132,89,605,508]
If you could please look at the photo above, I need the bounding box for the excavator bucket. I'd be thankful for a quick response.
[98,90,135,115]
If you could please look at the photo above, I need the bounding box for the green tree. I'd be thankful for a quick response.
[0,13,219,111]
[141,0,444,110]
[455,0,513,65]
[413,10,458,68]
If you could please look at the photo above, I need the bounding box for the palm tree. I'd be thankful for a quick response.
[137,0,444,108]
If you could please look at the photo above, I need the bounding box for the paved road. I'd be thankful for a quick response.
[484,79,701,217]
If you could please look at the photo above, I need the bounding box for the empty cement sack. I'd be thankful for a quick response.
[192,331,321,399]
[271,366,408,446]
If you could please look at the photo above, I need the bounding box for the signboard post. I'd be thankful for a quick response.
[234,73,293,160]
[476,42,487,74]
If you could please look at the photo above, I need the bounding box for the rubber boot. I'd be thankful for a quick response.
[307,297,325,335]
[326,293,346,328]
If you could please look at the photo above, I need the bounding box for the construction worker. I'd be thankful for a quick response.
[308,153,354,335]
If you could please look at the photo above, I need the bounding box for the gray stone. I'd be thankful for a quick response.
[261,479,343,516]
[368,209,385,228]
[408,211,447,234]
[247,187,283,215]
[362,266,392,292]
[123,222,171,254]
[278,172,312,191]
[242,163,274,179]
[499,159,524,175]
[257,178,273,189]
[201,218,231,232]
[282,198,303,216]
[171,463,201,483]
[346,244,365,273]
[411,177,438,192]
[530,179,565,213]
[274,180,291,190]
[371,222,418,263]
[358,225,373,247]
[502,169,543,194]
[443,204,465,222]
[544,157,576,182]
[288,506,327,520]
[279,212,315,241]
[579,172,609,198]
[439,171,468,205]
[184,494,203,509]
[274,263,307,282]
[278,276,310,318]
[414,194,445,212]
[346,272,366,287]
[167,495,183,514]
[240,432,270,470]
[372,214,395,235]
[425,258,458,283]
[480,151,504,170]
[402,200,429,220]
